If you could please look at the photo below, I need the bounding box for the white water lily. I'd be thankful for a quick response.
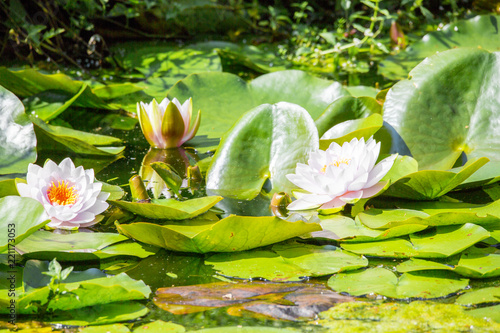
[137,97,201,149]
[17,158,109,229]
[286,137,396,211]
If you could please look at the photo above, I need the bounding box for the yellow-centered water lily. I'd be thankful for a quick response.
[137,97,201,149]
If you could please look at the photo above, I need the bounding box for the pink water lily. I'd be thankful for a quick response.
[137,97,201,149]
[17,158,109,229]
[286,137,396,211]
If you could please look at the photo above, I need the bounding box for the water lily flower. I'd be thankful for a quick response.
[286,137,396,211]
[137,97,201,149]
[17,158,109,229]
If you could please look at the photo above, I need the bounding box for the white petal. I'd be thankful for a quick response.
[287,197,322,210]
[365,154,397,188]
[360,181,388,199]
[340,190,363,204]
[16,183,31,197]
[319,197,346,210]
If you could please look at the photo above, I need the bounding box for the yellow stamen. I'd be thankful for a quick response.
[321,158,351,173]
[47,180,78,206]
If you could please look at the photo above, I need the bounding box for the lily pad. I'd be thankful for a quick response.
[0,85,36,174]
[456,287,500,306]
[0,179,19,198]
[206,103,319,200]
[0,196,49,252]
[327,267,469,299]
[316,214,427,243]
[15,230,158,261]
[116,215,321,253]
[383,48,500,170]
[14,260,150,314]
[315,96,381,137]
[319,113,384,150]
[357,199,500,229]
[133,320,185,333]
[383,158,489,200]
[467,304,500,323]
[166,70,349,152]
[341,223,490,258]
[110,196,223,220]
[206,243,367,281]
[379,15,500,80]
[32,117,125,156]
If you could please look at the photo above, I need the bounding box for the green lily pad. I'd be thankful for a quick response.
[0,85,36,174]
[379,15,500,80]
[315,96,381,137]
[316,214,427,243]
[166,70,349,152]
[0,179,19,198]
[14,260,150,314]
[206,243,367,281]
[383,48,500,170]
[32,117,125,156]
[327,267,469,299]
[50,302,149,326]
[79,324,130,333]
[341,223,490,258]
[456,287,500,306]
[116,214,322,253]
[0,196,50,252]
[319,113,384,150]
[357,199,500,229]
[133,320,185,333]
[467,304,500,323]
[206,103,318,200]
[382,158,489,200]
[110,196,223,220]
[15,230,158,261]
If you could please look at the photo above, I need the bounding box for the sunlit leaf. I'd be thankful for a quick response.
[0,84,36,174]
[206,103,319,200]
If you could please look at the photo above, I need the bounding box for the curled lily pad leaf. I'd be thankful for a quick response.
[319,114,384,150]
[456,287,500,306]
[357,199,500,229]
[0,179,19,198]
[15,230,158,261]
[327,267,469,299]
[110,196,223,220]
[116,215,322,253]
[383,48,500,170]
[315,214,427,243]
[0,84,36,174]
[0,196,49,252]
[32,117,125,156]
[341,223,490,258]
[382,157,489,200]
[206,102,319,200]
[315,96,382,137]
[206,243,367,281]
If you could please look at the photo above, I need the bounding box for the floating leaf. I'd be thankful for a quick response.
[78,324,130,333]
[341,223,490,258]
[32,117,125,156]
[206,243,367,281]
[15,230,158,261]
[383,48,500,170]
[14,260,151,314]
[0,179,19,198]
[319,114,384,150]
[467,304,500,323]
[206,103,318,199]
[379,15,500,80]
[357,199,500,229]
[133,320,186,333]
[0,196,49,252]
[110,196,223,220]
[117,215,321,253]
[316,214,427,242]
[315,96,381,137]
[0,84,36,174]
[456,287,500,306]
[382,158,489,200]
[327,267,469,299]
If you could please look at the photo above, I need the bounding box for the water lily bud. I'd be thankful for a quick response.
[271,192,292,207]
[129,175,149,202]
[137,97,201,149]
